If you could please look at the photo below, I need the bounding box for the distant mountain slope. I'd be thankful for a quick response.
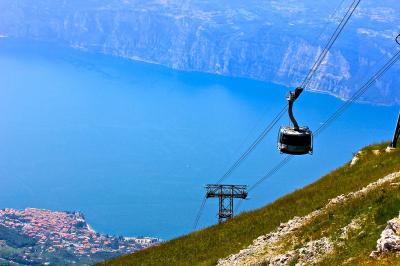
[0,0,399,104]
[102,143,400,265]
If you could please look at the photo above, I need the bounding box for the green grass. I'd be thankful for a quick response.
[103,143,400,266]
[315,179,400,265]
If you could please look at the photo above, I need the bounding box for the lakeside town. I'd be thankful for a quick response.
[0,208,161,264]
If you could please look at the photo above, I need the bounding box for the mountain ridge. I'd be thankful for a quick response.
[0,0,399,105]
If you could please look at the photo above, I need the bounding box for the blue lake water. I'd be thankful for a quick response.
[0,38,398,240]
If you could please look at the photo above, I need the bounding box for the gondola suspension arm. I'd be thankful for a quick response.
[287,87,304,131]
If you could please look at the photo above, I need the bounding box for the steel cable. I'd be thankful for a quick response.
[193,0,362,229]
[301,0,361,89]
[240,50,400,205]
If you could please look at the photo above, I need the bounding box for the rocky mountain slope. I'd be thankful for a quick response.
[103,143,400,265]
[218,170,400,265]
[0,0,399,104]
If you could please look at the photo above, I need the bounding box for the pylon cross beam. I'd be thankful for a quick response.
[205,184,247,223]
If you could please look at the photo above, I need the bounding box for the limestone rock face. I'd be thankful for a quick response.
[371,215,400,258]
[269,237,333,266]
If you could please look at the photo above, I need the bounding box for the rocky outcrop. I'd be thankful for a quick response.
[267,237,333,266]
[326,171,400,207]
[370,215,400,258]
[339,216,365,240]
[350,151,363,166]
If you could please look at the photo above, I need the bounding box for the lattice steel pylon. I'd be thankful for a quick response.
[391,112,400,148]
[205,184,247,223]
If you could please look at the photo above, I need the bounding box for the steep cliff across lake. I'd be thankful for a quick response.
[0,0,399,105]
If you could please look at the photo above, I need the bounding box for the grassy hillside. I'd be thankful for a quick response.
[103,143,400,266]
[296,170,400,266]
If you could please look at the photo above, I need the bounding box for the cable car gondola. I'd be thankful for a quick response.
[278,87,313,155]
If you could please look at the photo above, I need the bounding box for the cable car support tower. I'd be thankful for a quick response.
[390,112,400,149]
[389,37,400,150]
[205,184,247,223]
